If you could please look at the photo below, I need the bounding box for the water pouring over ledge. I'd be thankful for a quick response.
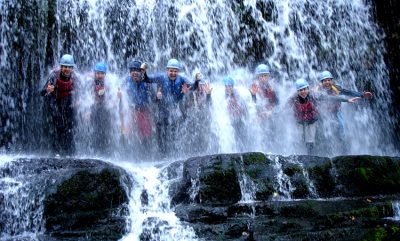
[1,0,400,240]
[0,0,398,157]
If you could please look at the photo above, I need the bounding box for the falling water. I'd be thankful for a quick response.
[116,161,198,241]
[392,201,400,221]
[0,155,46,240]
[0,0,398,156]
[271,155,294,200]
[238,156,258,203]
[0,0,399,240]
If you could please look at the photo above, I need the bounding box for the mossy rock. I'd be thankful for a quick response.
[44,168,128,240]
[198,168,241,205]
[283,163,303,177]
[255,180,274,200]
[242,152,268,165]
[333,156,400,196]
[362,224,400,241]
[308,162,336,198]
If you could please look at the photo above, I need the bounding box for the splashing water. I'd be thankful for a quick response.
[116,161,198,241]
[0,0,397,157]
[392,201,400,221]
[0,0,399,240]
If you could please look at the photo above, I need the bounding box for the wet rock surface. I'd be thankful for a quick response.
[168,153,400,241]
[0,158,131,241]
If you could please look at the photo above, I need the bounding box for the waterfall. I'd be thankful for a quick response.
[0,155,45,240]
[0,0,398,157]
[116,161,198,241]
[1,0,399,239]
[392,201,400,221]
[238,156,257,203]
[271,155,294,200]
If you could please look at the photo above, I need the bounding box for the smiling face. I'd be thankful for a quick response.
[321,78,333,89]
[258,74,269,87]
[167,68,179,81]
[95,71,106,81]
[60,65,73,77]
[130,68,142,82]
[298,87,309,98]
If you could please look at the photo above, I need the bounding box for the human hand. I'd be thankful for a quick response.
[204,83,212,94]
[181,83,191,94]
[249,83,258,96]
[156,87,162,99]
[348,97,360,103]
[141,62,148,71]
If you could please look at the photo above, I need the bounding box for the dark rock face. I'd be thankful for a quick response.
[167,153,400,241]
[170,154,242,206]
[43,169,129,240]
[0,158,131,241]
[373,0,400,146]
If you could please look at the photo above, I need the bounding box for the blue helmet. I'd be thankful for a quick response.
[318,70,333,82]
[295,78,309,90]
[223,76,235,86]
[166,58,181,70]
[94,62,107,73]
[128,60,142,72]
[255,64,270,76]
[59,54,75,67]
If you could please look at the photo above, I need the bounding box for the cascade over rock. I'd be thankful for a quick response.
[0,158,131,240]
[1,154,400,240]
[167,153,400,240]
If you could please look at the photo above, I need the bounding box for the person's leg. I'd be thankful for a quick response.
[305,122,317,156]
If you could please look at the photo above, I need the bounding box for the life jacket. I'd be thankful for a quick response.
[227,94,244,119]
[292,95,318,124]
[260,86,278,110]
[94,80,105,104]
[51,70,75,100]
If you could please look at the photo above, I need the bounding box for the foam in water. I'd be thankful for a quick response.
[0,0,399,240]
[0,0,397,157]
[116,161,198,241]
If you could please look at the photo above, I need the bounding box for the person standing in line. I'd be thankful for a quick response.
[224,76,249,151]
[41,54,79,156]
[315,70,373,153]
[249,64,279,150]
[119,59,156,155]
[289,78,359,155]
[88,62,112,155]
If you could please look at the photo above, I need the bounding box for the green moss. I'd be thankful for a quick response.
[284,164,302,177]
[356,167,372,182]
[349,206,379,219]
[334,156,400,196]
[362,225,400,241]
[242,152,267,166]
[246,168,262,179]
[199,168,241,204]
[255,181,274,200]
[308,163,335,197]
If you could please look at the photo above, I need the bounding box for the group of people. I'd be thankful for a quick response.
[41,54,372,157]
